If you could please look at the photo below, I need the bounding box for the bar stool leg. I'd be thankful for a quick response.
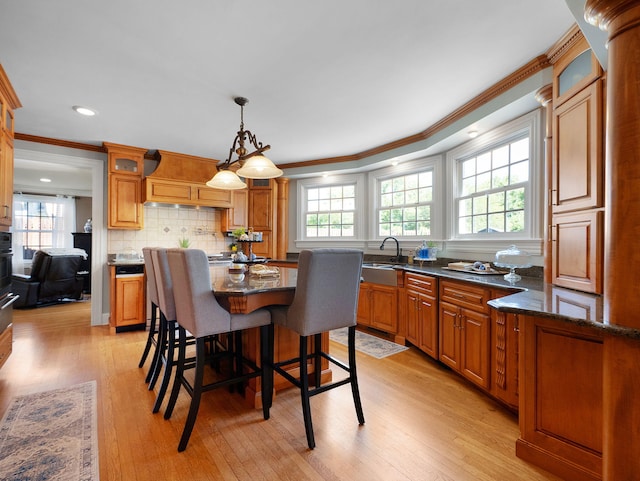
[177,336,207,452]
[164,326,186,421]
[153,317,175,413]
[313,333,322,388]
[348,326,365,425]
[140,302,158,374]
[148,313,167,390]
[262,323,274,417]
[299,335,315,449]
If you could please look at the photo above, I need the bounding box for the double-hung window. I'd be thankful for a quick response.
[297,174,364,243]
[370,156,442,240]
[447,111,542,242]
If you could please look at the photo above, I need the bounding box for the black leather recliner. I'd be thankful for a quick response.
[12,250,85,308]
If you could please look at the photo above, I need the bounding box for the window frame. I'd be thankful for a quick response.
[445,110,543,253]
[296,173,366,248]
[368,155,443,241]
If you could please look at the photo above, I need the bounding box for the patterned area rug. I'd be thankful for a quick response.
[329,327,408,359]
[0,381,98,481]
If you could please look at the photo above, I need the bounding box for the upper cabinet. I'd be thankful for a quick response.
[143,150,231,208]
[0,65,21,230]
[104,142,147,230]
[546,31,605,294]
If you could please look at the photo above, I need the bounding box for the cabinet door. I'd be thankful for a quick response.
[370,284,398,333]
[552,80,603,214]
[115,275,145,326]
[405,289,420,345]
[418,294,438,359]
[439,301,460,371]
[223,190,249,231]
[109,174,143,229]
[249,189,273,231]
[0,134,13,227]
[551,209,603,293]
[357,284,372,327]
[460,308,490,389]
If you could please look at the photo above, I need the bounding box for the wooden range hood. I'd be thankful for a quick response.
[143,150,234,208]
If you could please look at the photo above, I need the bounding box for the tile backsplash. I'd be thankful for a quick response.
[107,205,229,257]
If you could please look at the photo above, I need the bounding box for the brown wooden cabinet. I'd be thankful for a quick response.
[0,65,20,229]
[357,282,398,338]
[109,265,146,331]
[248,179,277,259]
[222,189,248,232]
[105,142,147,230]
[404,273,438,359]
[439,280,491,390]
[547,33,605,295]
[517,314,603,481]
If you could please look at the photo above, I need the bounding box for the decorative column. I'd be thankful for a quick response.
[275,177,289,260]
[586,2,640,480]
[586,0,640,327]
[535,85,553,284]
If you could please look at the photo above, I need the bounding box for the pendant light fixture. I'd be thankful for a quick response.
[206,97,283,190]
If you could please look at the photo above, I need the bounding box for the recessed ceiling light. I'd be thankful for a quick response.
[72,105,97,116]
[468,130,479,138]
[40,178,52,183]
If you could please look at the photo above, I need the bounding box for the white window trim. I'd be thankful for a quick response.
[444,110,544,257]
[367,154,444,252]
[295,173,367,250]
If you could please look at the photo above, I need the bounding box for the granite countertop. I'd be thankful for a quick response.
[397,263,639,340]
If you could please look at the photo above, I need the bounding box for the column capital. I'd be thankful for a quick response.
[586,0,640,35]
[534,84,553,106]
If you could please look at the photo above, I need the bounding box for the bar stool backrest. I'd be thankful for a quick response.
[142,247,159,306]
[151,248,176,321]
[166,248,231,338]
[287,248,363,336]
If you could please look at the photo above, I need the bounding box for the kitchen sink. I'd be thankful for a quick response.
[361,264,399,286]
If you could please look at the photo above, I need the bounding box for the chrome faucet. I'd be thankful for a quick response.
[380,236,402,262]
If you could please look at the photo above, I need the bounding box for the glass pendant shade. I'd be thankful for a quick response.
[236,155,283,179]
[206,170,247,190]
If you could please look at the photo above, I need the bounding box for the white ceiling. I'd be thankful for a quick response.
[2,0,580,194]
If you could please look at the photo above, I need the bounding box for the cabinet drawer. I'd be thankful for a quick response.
[147,179,192,202]
[195,187,231,207]
[405,273,437,296]
[440,280,490,313]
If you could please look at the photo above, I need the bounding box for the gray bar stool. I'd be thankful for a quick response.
[163,248,272,452]
[266,248,365,449]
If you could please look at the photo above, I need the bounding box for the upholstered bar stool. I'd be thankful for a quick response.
[164,248,272,452]
[266,248,365,449]
[139,247,162,385]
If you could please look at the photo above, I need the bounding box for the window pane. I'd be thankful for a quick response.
[342,212,354,224]
[380,180,392,194]
[330,186,343,198]
[473,196,487,215]
[330,199,343,211]
[477,172,491,191]
[343,198,355,210]
[403,207,416,222]
[308,189,319,201]
[459,198,472,217]
[306,213,318,226]
[473,215,488,233]
[343,185,355,197]
[417,205,430,221]
[319,199,331,211]
[511,138,529,162]
[381,193,392,208]
[477,152,491,173]
[510,160,529,183]
[459,216,472,234]
[493,145,509,168]
[391,208,403,223]
[416,221,431,236]
[492,166,509,188]
[462,177,475,196]
[488,192,505,213]
[392,192,404,205]
[392,177,405,192]
[307,200,319,212]
[405,174,418,190]
[462,158,475,178]
[506,188,525,210]
[405,189,418,204]
[506,210,525,232]
[419,171,432,187]
[418,187,432,203]
[488,213,504,232]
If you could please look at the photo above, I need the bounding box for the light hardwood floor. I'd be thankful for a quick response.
[0,301,560,481]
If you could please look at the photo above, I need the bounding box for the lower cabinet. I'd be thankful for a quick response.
[357,282,398,338]
[404,273,438,359]
[517,314,603,481]
[109,266,146,331]
[439,280,492,390]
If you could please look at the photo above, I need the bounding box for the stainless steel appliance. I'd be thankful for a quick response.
[0,232,18,336]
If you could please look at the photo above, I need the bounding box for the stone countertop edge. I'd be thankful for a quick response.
[394,264,640,340]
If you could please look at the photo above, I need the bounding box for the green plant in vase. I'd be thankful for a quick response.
[178,237,191,248]
[232,227,246,239]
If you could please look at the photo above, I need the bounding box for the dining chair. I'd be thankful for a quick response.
[265,248,365,449]
[139,247,161,385]
[163,248,272,452]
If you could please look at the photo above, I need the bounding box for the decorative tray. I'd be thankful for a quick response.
[249,265,280,277]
